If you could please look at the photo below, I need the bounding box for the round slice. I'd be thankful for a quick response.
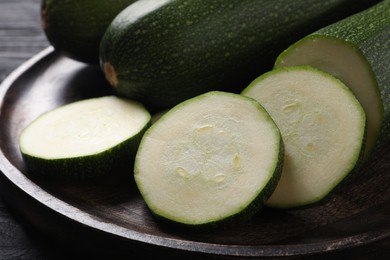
[242,66,366,208]
[19,96,151,179]
[134,91,283,228]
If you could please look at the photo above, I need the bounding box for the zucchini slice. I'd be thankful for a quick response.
[274,0,390,158]
[134,91,283,228]
[242,66,366,208]
[19,96,151,179]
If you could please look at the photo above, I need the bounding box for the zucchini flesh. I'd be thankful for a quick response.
[242,67,366,208]
[275,0,390,158]
[19,96,151,179]
[134,91,283,228]
[100,0,380,108]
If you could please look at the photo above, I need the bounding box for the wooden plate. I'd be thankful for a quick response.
[0,47,389,258]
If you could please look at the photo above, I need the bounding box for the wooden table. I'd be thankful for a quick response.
[0,1,389,259]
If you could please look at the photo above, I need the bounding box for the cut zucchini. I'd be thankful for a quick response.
[274,0,390,158]
[242,66,366,208]
[134,91,283,228]
[19,96,151,179]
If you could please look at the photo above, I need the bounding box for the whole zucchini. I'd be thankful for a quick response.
[41,0,138,64]
[100,0,380,108]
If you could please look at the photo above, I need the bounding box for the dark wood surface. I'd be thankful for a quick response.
[0,0,82,259]
[0,1,389,259]
[0,0,45,258]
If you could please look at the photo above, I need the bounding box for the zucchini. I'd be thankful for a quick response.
[274,0,390,158]
[242,66,366,208]
[134,91,283,228]
[100,0,379,108]
[41,0,137,63]
[19,96,151,179]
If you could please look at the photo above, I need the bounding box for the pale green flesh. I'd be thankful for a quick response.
[243,67,365,208]
[135,92,281,225]
[19,96,151,159]
[275,36,382,157]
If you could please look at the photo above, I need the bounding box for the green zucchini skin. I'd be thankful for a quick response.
[100,0,380,109]
[275,0,390,156]
[21,120,150,180]
[41,0,137,64]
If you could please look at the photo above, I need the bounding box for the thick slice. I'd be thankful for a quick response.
[100,0,379,108]
[274,0,390,158]
[19,96,151,179]
[41,0,137,63]
[242,66,366,208]
[134,91,283,228]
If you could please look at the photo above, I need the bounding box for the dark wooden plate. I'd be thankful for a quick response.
[0,47,389,258]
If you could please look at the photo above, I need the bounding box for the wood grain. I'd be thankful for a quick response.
[0,0,48,81]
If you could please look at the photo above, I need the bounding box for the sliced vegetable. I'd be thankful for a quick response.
[242,66,366,208]
[100,0,379,108]
[19,96,151,179]
[134,91,283,228]
[274,0,390,158]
